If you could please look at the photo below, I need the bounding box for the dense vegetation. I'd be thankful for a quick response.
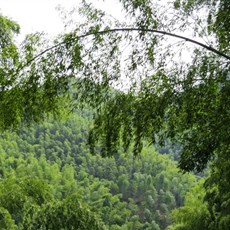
[0,0,229,229]
[0,111,197,229]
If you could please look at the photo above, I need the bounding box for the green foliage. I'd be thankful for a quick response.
[0,177,106,229]
[169,180,211,230]
[203,147,230,230]
[0,207,16,230]
[174,0,230,50]
[0,14,72,131]
[0,0,229,229]
[63,6,229,229]
[0,177,54,226]
[0,111,196,229]
[23,194,105,230]
[0,14,19,47]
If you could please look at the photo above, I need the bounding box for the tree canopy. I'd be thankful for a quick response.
[0,109,196,229]
[0,0,229,229]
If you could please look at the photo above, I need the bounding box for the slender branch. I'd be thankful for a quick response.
[20,27,230,70]
[97,28,230,60]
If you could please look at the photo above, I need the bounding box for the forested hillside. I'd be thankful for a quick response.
[0,0,229,229]
[0,110,197,229]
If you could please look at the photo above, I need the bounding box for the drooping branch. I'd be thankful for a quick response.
[19,27,230,71]
[103,28,230,60]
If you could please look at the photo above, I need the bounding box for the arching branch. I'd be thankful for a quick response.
[103,28,230,60]
[19,27,230,71]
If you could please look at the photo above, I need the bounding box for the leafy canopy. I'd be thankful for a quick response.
[1,0,229,172]
[0,1,230,229]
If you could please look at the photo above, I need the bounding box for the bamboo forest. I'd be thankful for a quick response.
[0,0,229,229]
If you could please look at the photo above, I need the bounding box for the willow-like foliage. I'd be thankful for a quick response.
[0,1,229,228]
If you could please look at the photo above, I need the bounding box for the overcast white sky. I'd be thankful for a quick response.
[0,0,80,37]
[0,0,122,40]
